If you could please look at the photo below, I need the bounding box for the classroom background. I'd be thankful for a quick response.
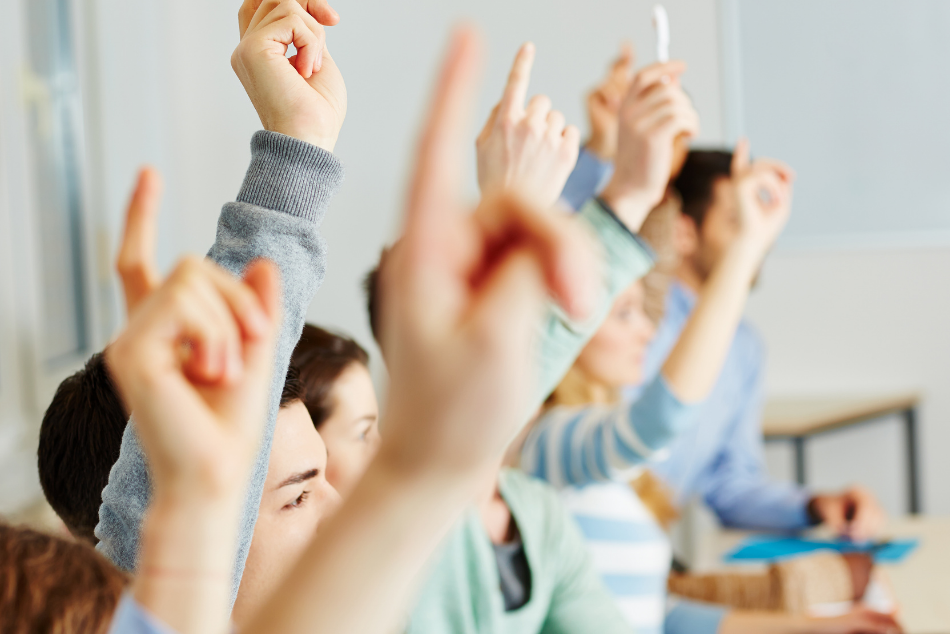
[1,0,947,565]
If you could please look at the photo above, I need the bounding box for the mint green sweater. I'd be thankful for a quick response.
[407,469,630,634]
[407,199,654,634]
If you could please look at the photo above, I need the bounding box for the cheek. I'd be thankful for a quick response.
[239,510,316,607]
[325,445,374,498]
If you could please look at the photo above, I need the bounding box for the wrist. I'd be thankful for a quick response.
[725,234,767,276]
[372,443,487,496]
[585,136,616,162]
[598,180,659,232]
[268,125,338,153]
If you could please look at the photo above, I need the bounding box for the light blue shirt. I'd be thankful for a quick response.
[635,281,812,531]
[562,148,812,531]
[109,595,178,634]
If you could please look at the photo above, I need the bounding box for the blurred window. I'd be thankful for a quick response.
[22,0,89,367]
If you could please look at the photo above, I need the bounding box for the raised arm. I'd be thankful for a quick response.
[660,139,794,403]
[241,27,599,634]
[560,44,633,210]
[96,0,347,607]
[521,143,795,488]
[106,256,282,634]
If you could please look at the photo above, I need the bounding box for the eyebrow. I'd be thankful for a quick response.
[277,468,320,489]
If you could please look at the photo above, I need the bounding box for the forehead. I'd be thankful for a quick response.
[267,401,327,485]
[329,364,378,411]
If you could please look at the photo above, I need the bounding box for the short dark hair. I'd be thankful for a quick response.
[671,150,734,228]
[362,257,385,345]
[39,350,304,545]
[291,324,369,429]
[0,522,128,634]
[38,352,127,545]
[281,363,304,407]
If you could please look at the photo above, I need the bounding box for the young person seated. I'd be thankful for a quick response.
[99,18,608,634]
[533,201,901,633]
[556,47,885,541]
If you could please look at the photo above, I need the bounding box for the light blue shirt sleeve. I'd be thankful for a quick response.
[698,346,812,531]
[559,148,614,211]
[664,599,728,634]
[521,375,698,488]
[108,594,179,634]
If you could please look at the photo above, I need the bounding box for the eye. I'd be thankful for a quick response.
[283,490,309,510]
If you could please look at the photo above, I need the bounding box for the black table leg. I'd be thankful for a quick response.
[905,407,920,514]
[793,436,807,486]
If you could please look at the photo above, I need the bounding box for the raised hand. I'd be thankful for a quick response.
[240,28,599,634]
[232,0,346,151]
[585,44,635,161]
[476,43,580,208]
[115,167,162,316]
[810,485,886,543]
[106,255,281,501]
[731,138,795,262]
[380,30,597,477]
[238,0,339,38]
[600,61,700,230]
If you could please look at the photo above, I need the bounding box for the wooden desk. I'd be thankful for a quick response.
[697,517,950,634]
[763,393,921,513]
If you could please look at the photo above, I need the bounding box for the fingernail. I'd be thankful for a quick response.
[314,49,323,73]
[660,75,671,85]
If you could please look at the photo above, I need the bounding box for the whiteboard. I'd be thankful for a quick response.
[720,0,950,249]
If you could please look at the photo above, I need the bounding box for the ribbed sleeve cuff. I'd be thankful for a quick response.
[237,131,345,223]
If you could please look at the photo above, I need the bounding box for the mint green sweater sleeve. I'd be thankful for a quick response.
[533,199,655,406]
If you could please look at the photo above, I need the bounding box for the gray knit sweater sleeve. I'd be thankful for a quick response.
[95,131,344,606]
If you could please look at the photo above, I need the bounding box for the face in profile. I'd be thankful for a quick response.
[318,362,380,498]
[575,280,656,389]
[232,401,342,626]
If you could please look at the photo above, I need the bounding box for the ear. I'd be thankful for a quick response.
[673,213,699,258]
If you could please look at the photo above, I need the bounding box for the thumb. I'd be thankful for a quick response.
[116,166,162,317]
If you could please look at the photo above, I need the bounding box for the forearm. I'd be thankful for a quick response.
[134,492,243,634]
[523,376,695,487]
[707,479,811,531]
[244,447,481,634]
[661,238,760,403]
[533,199,655,406]
[96,132,343,605]
[719,611,815,634]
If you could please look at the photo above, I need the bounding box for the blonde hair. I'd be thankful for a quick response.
[546,194,684,529]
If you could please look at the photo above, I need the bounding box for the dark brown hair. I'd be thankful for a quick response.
[38,352,127,544]
[291,324,370,429]
[672,150,734,229]
[39,351,304,546]
[0,523,128,634]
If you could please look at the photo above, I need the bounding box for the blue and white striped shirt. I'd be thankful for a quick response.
[520,375,697,489]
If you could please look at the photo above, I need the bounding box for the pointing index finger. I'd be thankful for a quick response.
[405,26,483,237]
[499,42,535,118]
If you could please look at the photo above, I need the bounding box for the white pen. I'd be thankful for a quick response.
[653,4,670,63]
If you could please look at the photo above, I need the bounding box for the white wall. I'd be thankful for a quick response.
[86,0,949,519]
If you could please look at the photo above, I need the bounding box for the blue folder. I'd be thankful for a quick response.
[724,536,918,564]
